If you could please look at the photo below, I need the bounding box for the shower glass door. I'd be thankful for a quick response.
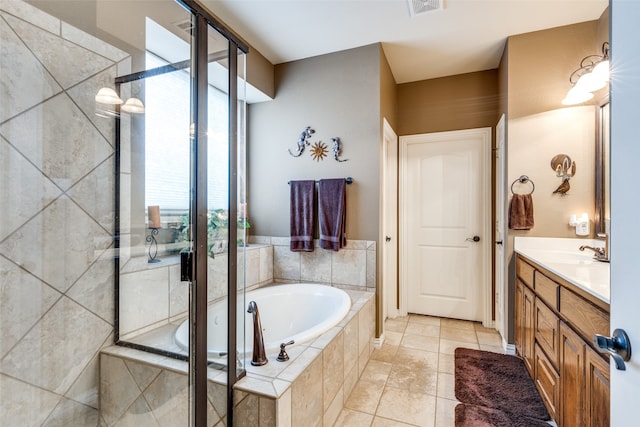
[114,1,247,425]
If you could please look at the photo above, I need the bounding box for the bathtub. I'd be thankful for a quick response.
[174,283,351,358]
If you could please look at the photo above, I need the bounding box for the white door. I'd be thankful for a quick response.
[495,115,506,338]
[610,2,640,424]
[400,128,491,323]
[382,119,399,320]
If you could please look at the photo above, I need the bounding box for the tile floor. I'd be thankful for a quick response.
[334,314,505,427]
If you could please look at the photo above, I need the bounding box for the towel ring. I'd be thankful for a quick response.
[511,175,535,194]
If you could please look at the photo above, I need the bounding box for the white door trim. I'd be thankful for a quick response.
[399,127,492,327]
[381,118,399,321]
[495,114,506,337]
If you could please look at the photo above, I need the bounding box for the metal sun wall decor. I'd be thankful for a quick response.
[288,126,349,162]
[551,153,576,196]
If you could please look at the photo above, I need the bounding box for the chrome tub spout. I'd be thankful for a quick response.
[247,301,268,366]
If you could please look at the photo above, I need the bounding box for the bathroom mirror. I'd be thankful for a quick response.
[595,97,610,235]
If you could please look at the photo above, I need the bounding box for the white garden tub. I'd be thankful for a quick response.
[174,283,351,358]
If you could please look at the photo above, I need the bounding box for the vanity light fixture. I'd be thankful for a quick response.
[562,42,610,105]
[95,88,145,115]
[121,97,145,114]
[95,87,123,105]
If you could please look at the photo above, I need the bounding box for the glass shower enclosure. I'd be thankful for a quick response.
[113,2,248,425]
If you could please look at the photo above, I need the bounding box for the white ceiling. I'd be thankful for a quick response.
[202,0,608,84]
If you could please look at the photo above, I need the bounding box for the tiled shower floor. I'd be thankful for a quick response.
[334,315,504,427]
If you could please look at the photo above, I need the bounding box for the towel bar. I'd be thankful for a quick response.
[288,177,353,185]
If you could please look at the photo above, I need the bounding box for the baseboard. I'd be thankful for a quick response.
[373,334,385,350]
[503,338,516,355]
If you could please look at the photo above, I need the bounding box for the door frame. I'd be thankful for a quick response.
[495,115,506,340]
[381,118,399,324]
[399,127,492,327]
[610,0,640,422]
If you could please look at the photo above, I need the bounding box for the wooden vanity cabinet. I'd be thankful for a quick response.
[515,255,610,427]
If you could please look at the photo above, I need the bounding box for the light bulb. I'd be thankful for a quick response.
[575,71,607,93]
[592,60,610,82]
[562,86,594,105]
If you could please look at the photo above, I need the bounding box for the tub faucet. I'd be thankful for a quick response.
[247,301,268,366]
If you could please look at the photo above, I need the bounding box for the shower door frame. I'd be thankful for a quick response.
[112,1,249,425]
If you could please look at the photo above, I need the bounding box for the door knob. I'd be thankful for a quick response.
[594,328,632,371]
[466,236,480,243]
[385,236,391,242]
[496,240,503,245]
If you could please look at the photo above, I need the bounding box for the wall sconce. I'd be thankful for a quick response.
[95,87,145,115]
[562,42,609,105]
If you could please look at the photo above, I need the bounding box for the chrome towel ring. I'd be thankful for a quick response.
[511,175,535,194]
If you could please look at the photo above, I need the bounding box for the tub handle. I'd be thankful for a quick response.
[276,340,295,362]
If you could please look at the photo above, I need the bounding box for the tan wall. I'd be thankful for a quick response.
[507,21,601,119]
[503,15,608,342]
[397,70,500,136]
[508,106,596,239]
[247,44,382,241]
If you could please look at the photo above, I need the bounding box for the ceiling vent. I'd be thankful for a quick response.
[174,18,194,35]
[407,0,444,16]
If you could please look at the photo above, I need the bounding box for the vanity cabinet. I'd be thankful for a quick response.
[514,255,610,427]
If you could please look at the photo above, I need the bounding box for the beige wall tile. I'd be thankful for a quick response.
[323,387,344,427]
[323,332,344,411]
[291,356,322,427]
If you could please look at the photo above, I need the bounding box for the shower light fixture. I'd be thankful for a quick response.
[562,42,609,105]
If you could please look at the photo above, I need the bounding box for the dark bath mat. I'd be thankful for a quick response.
[455,403,552,427]
[454,348,550,421]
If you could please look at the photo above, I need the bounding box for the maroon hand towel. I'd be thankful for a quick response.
[290,180,316,252]
[318,178,347,251]
[508,193,534,230]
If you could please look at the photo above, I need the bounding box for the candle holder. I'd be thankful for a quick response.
[146,227,161,263]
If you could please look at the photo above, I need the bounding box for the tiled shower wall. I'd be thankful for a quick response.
[0,1,128,425]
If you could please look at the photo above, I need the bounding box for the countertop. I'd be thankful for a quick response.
[514,237,610,304]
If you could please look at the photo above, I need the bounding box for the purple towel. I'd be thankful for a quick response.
[290,180,316,252]
[318,178,347,251]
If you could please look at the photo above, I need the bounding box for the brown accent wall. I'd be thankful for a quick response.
[397,70,500,136]
[380,47,398,131]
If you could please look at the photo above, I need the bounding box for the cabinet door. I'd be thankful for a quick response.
[560,322,585,427]
[523,285,535,375]
[585,346,610,427]
[534,343,560,421]
[535,298,560,369]
[515,280,524,357]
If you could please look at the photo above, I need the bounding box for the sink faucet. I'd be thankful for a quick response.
[247,301,268,366]
[579,233,609,262]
